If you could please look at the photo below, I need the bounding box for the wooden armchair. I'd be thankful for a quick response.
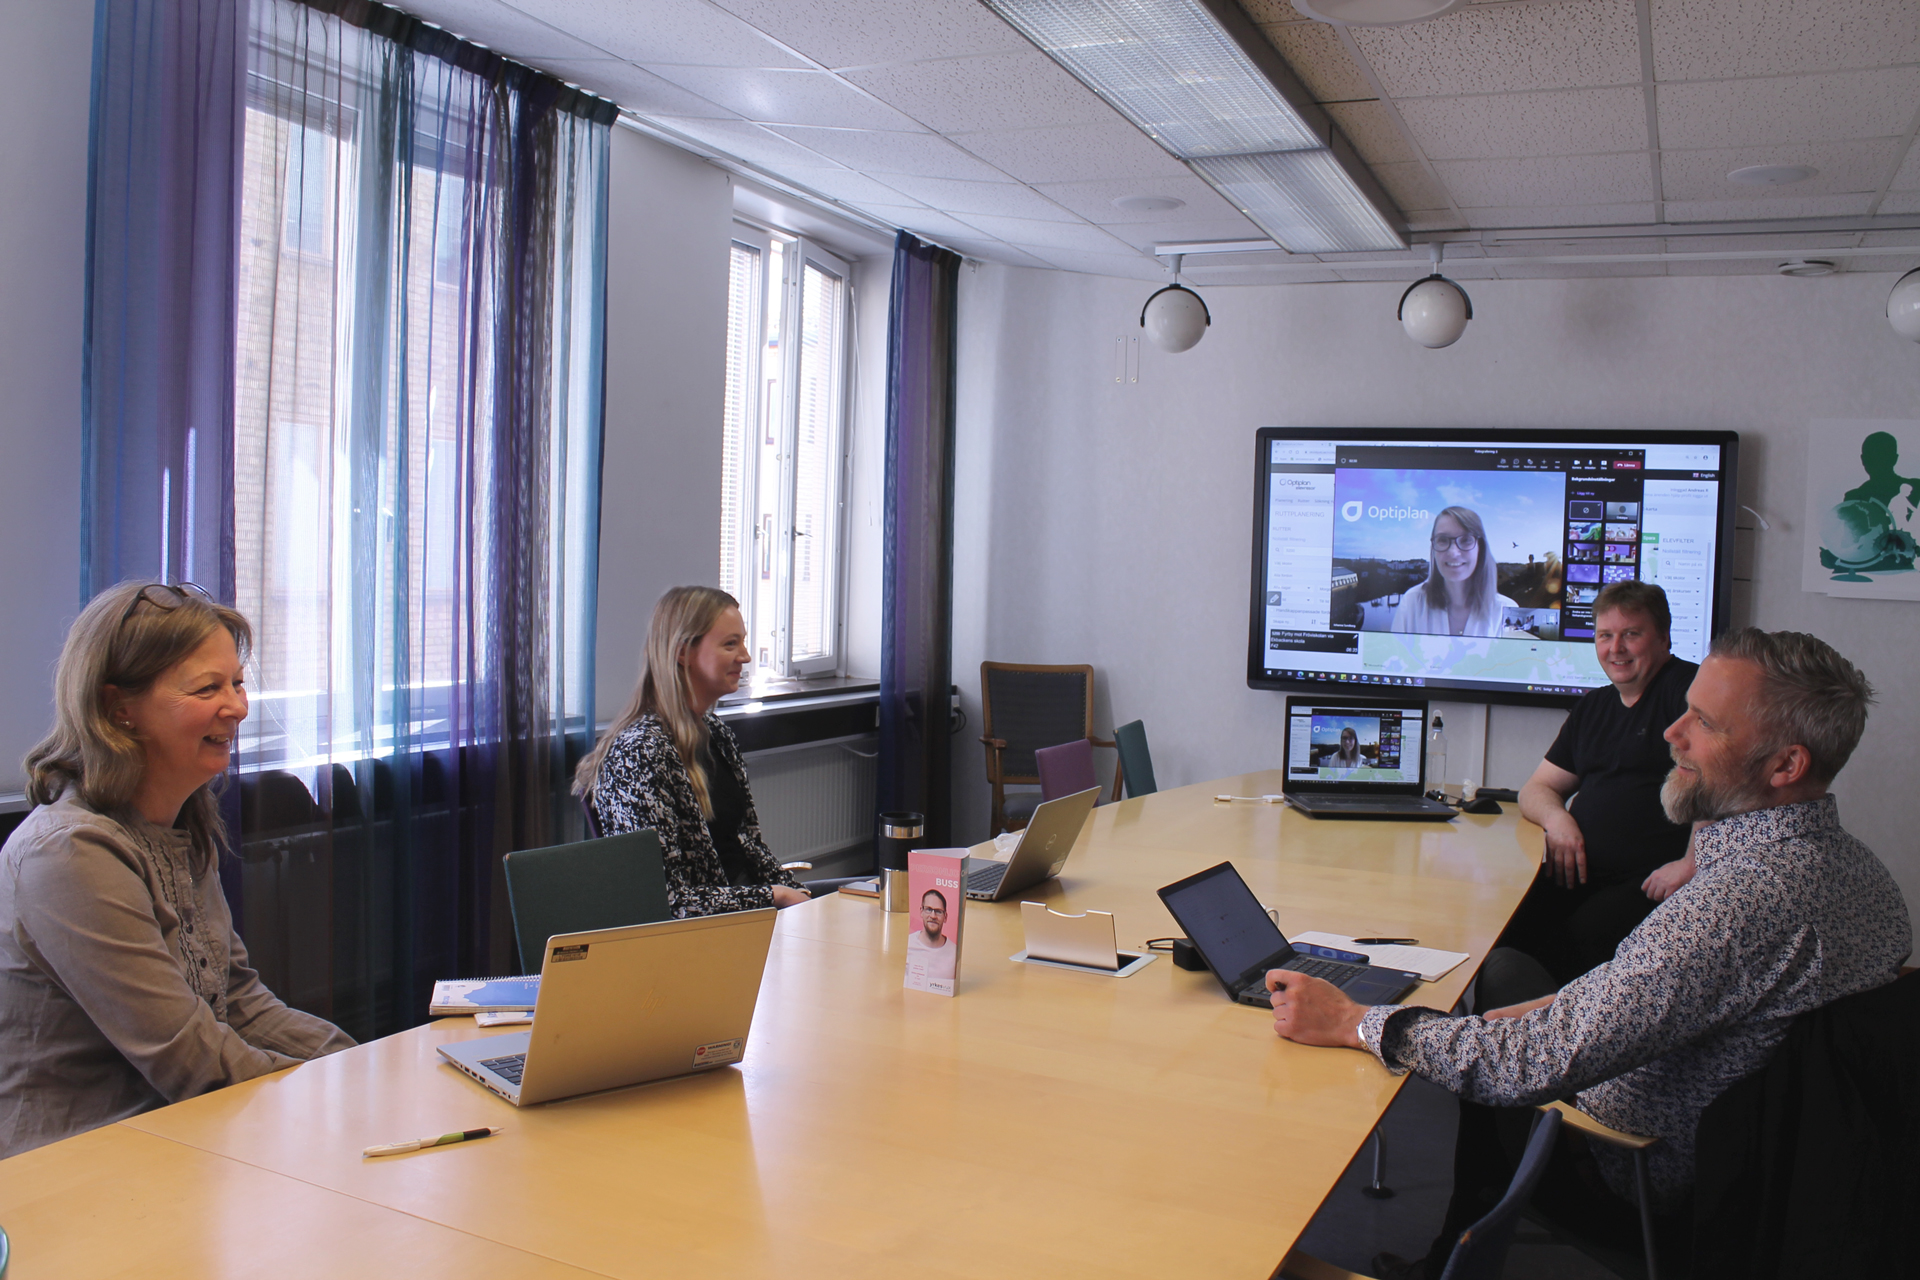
[978,662,1115,834]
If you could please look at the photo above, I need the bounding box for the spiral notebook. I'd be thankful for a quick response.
[430,975,541,1016]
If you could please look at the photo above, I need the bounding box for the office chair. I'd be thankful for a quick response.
[1278,1107,1563,1280]
[503,831,673,970]
[1113,719,1157,798]
[979,662,1114,834]
[1035,738,1100,803]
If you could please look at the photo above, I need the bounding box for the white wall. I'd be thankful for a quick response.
[952,265,1920,916]
[0,2,92,794]
[593,128,733,720]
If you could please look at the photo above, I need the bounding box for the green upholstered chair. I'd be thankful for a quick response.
[503,831,672,970]
[1113,719,1157,799]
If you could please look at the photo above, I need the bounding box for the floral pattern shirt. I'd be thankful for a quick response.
[1359,796,1911,1205]
[589,713,799,918]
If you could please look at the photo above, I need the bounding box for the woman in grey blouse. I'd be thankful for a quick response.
[0,582,353,1158]
[573,586,808,918]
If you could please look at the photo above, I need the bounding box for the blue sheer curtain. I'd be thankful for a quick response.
[86,0,612,1039]
[83,0,244,599]
[878,231,962,847]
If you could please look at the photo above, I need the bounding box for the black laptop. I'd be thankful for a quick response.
[1280,696,1455,820]
[1157,862,1420,1008]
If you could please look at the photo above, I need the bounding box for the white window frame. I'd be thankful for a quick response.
[722,219,853,679]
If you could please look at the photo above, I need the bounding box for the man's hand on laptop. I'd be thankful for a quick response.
[1265,971,1367,1049]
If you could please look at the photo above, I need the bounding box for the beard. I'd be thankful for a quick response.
[1660,758,1770,824]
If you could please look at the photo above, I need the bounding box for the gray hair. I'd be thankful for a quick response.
[1708,628,1873,784]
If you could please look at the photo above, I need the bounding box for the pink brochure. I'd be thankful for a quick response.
[904,849,967,996]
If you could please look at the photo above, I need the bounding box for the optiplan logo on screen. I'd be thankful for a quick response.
[1342,500,1430,523]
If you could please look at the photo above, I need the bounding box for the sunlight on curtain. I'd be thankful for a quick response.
[232,0,609,1037]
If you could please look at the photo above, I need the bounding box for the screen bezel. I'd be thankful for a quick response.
[1246,426,1741,711]
[1282,696,1429,794]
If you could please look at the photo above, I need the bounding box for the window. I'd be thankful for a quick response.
[720,222,852,677]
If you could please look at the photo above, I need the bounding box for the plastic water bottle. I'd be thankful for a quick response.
[1426,714,1449,794]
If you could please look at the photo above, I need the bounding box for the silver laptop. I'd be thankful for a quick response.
[1280,696,1455,821]
[438,909,776,1106]
[964,786,1100,900]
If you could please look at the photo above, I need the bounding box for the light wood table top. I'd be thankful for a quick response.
[16,771,1542,1280]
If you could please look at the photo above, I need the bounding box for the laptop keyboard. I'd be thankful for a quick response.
[1236,956,1365,1005]
[1305,795,1423,808]
[480,1053,527,1084]
[966,863,1007,893]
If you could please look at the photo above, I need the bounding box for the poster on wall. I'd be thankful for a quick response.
[1803,419,1920,601]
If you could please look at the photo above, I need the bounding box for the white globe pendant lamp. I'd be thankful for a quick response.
[1140,253,1211,353]
[1399,242,1472,348]
[1887,267,1920,343]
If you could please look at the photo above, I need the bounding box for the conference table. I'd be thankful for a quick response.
[0,770,1541,1279]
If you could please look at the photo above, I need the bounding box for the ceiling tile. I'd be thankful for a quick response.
[1396,87,1647,160]
[765,126,1010,180]
[1656,67,1920,151]
[1239,0,1301,23]
[1664,194,1875,219]
[1405,209,1470,232]
[539,60,740,117]
[1663,257,1793,276]
[947,214,1137,254]
[1022,247,1165,279]
[1458,202,1658,228]
[950,121,1193,185]
[1031,173,1249,223]
[706,0,1031,69]
[841,53,1115,134]
[857,203,1000,242]
[1332,265,1426,282]
[1326,100,1416,165]
[508,0,809,68]
[396,0,612,59]
[1188,265,1346,285]
[643,66,924,131]
[1651,0,1920,81]
[868,174,1080,221]
[1664,231,1861,252]
[649,116,846,172]
[1840,253,1920,274]
[1371,160,1452,211]
[1883,140,1920,190]
[1496,236,1665,258]
[1259,21,1376,103]
[1105,215,1271,252]
[1431,152,1654,205]
[1352,0,1641,98]
[776,167,929,207]
[1659,139,1899,199]
[1880,190,1920,214]
[936,236,1057,269]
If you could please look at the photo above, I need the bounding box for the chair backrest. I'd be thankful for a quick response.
[1113,719,1157,798]
[1035,738,1098,802]
[980,663,1094,782]
[503,831,672,970]
[1438,1106,1562,1280]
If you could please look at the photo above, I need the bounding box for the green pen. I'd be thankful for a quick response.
[364,1126,501,1157]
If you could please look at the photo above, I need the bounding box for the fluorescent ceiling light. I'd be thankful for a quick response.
[983,0,1404,253]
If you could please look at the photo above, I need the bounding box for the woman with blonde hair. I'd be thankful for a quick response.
[0,582,353,1158]
[1389,505,1518,638]
[575,586,809,917]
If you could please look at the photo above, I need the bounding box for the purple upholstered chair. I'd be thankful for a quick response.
[1035,738,1099,804]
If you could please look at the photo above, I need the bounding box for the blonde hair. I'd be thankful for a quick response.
[1420,505,1497,616]
[25,581,254,874]
[573,586,740,819]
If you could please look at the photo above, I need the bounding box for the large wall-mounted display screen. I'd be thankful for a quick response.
[1247,428,1740,708]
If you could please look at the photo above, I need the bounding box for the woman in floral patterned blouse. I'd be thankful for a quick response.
[573,587,809,918]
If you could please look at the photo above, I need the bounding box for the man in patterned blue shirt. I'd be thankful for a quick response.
[1266,628,1911,1277]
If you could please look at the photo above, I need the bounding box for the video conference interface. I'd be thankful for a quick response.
[1286,705,1424,785]
[1257,437,1726,697]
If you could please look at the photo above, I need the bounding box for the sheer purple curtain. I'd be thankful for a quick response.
[83,0,243,599]
[878,231,961,848]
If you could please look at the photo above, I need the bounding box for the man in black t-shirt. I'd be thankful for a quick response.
[1506,582,1699,984]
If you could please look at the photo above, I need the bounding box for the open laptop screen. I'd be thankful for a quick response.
[1285,700,1426,789]
[1158,863,1287,987]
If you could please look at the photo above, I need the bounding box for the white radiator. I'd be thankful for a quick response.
[743,734,877,865]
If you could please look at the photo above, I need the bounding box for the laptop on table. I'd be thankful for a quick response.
[1157,862,1420,1008]
[964,785,1101,901]
[1281,696,1455,820]
[439,909,776,1107]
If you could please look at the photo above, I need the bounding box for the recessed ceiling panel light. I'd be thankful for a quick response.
[1291,0,1468,25]
[1189,151,1401,254]
[1113,194,1186,213]
[1728,164,1817,186]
